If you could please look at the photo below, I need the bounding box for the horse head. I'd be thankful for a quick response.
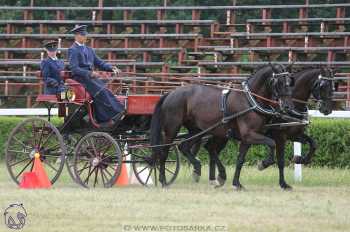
[312,67,336,115]
[267,63,295,112]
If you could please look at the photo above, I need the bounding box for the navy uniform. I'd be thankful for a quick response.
[68,25,125,124]
[40,41,65,94]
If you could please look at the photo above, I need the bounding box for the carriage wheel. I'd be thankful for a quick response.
[5,118,66,185]
[73,132,122,188]
[64,133,83,183]
[131,145,180,186]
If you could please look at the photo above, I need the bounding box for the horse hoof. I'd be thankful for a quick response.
[192,172,200,183]
[214,176,225,188]
[257,161,265,171]
[292,156,303,164]
[209,180,217,186]
[233,185,245,191]
[281,184,293,191]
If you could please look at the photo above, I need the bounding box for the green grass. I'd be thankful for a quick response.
[1,163,350,232]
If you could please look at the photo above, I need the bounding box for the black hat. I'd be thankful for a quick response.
[70,25,88,36]
[43,40,58,52]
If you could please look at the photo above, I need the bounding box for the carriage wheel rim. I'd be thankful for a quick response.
[63,133,83,184]
[73,132,122,188]
[131,145,180,187]
[5,117,66,185]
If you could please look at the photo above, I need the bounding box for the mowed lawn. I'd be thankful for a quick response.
[0,163,349,232]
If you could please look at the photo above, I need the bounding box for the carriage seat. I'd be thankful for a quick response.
[36,69,128,112]
[65,79,92,103]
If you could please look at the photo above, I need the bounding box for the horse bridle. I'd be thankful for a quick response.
[242,70,293,115]
[269,71,294,107]
[311,73,335,108]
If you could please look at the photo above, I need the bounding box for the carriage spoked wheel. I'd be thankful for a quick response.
[73,132,123,188]
[63,133,83,183]
[5,118,66,185]
[130,145,180,187]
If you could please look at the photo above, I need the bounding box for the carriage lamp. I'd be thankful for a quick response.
[58,88,76,102]
[65,88,76,102]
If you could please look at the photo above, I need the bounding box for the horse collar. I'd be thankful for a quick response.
[242,81,277,116]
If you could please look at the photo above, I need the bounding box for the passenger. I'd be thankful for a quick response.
[40,40,65,94]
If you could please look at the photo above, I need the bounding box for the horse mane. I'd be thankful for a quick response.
[290,66,322,80]
[246,64,271,82]
[291,65,322,74]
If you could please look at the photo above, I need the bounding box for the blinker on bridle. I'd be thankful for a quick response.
[270,71,293,100]
[312,74,335,110]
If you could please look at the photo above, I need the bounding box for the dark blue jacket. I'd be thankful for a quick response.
[67,42,124,123]
[40,57,65,94]
[68,42,113,81]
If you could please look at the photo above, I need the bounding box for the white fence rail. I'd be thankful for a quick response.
[1,109,349,117]
[0,108,58,116]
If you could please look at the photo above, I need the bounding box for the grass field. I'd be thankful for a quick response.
[0,163,349,232]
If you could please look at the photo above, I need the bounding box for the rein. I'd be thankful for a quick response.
[61,70,328,107]
[64,70,282,106]
[120,71,280,106]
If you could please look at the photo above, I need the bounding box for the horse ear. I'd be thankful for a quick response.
[268,62,277,73]
[289,76,295,86]
[332,67,339,76]
[269,77,278,87]
[334,82,339,91]
[320,66,326,76]
[286,62,295,73]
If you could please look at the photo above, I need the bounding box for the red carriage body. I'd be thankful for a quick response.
[36,80,161,115]
[36,73,161,128]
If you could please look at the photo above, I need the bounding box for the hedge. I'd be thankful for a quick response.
[196,118,350,168]
[0,117,62,159]
[0,117,349,168]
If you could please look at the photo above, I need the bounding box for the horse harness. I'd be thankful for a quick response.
[140,77,311,149]
[220,81,308,130]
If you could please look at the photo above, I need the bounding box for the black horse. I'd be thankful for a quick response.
[150,64,295,188]
[186,66,336,190]
[258,67,336,188]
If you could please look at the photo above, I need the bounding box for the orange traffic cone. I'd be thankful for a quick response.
[19,153,51,189]
[115,162,129,186]
[19,172,39,188]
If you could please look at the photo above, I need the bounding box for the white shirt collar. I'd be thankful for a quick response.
[75,41,85,46]
[49,56,58,61]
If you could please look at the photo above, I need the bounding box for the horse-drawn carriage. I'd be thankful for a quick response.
[5,64,336,190]
[5,71,180,188]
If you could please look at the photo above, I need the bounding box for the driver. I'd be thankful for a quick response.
[67,25,125,126]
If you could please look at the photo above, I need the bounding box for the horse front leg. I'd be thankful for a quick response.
[275,138,292,190]
[257,137,276,170]
[232,143,250,190]
[234,131,277,190]
[292,133,316,165]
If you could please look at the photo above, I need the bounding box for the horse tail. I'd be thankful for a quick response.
[150,93,169,147]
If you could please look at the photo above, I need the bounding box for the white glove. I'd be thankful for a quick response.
[112,67,121,75]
